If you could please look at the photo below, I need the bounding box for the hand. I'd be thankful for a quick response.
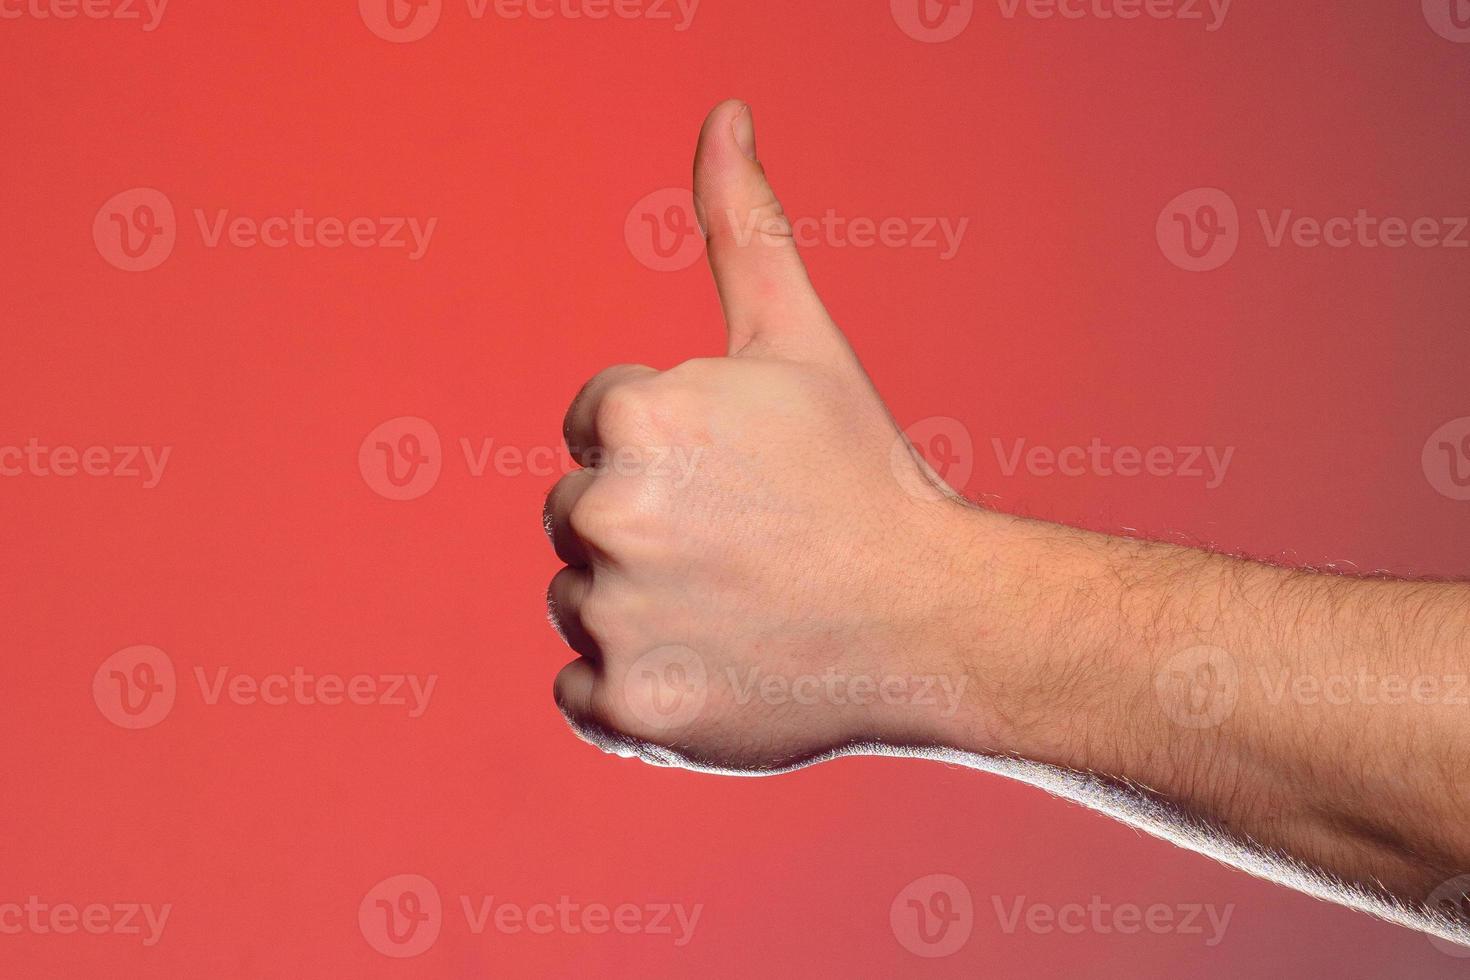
[543,101,1470,948]
[544,100,1005,772]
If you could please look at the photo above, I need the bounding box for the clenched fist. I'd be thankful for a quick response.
[544,100,1010,773]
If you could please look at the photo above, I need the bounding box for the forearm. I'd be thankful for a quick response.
[938,506,1470,919]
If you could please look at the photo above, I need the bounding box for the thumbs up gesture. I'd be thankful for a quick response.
[546,101,997,772]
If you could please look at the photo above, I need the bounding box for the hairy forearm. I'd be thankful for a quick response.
[938,506,1470,927]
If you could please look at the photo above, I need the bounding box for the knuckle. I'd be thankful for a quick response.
[544,474,586,552]
[563,381,595,441]
[748,197,794,242]
[566,492,622,547]
[568,479,668,558]
[545,567,586,627]
[545,469,583,514]
[663,357,719,384]
[594,382,658,443]
[542,480,565,534]
[576,590,631,651]
[553,660,603,729]
[546,565,580,603]
[602,691,648,736]
[564,364,653,447]
[713,193,793,248]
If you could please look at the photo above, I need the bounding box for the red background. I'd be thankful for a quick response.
[4,1,1469,976]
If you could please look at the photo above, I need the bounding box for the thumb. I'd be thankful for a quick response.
[694,100,842,360]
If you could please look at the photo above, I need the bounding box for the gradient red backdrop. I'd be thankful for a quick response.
[4,1,1469,976]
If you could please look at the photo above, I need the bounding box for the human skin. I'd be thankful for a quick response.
[544,99,1470,944]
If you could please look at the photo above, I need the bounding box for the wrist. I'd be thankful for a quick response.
[924,507,1186,771]
[930,511,1284,835]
